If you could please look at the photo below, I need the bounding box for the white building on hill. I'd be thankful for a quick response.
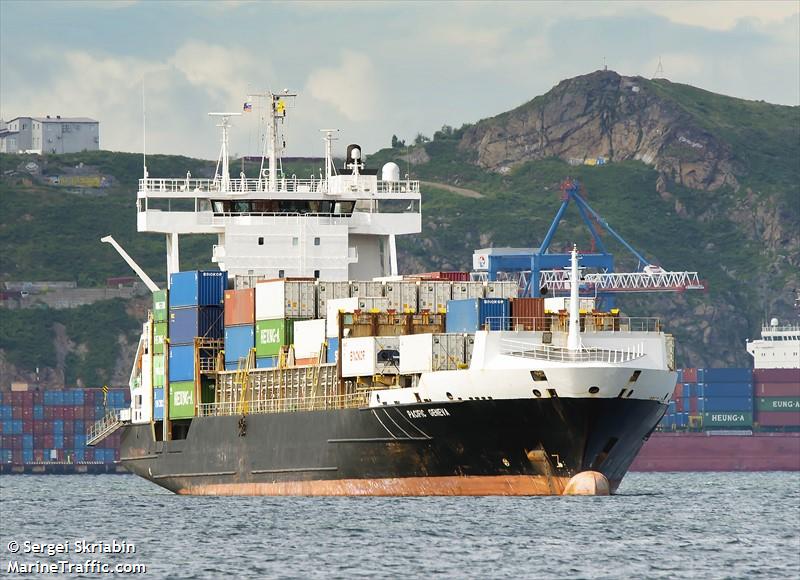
[0,116,99,154]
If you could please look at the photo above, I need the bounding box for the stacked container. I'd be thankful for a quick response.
[383,280,418,313]
[754,368,800,429]
[152,289,168,417]
[168,270,226,420]
[418,281,452,314]
[509,298,545,331]
[293,319,327,365]
[316,281,351,319]
[446,298,509,332]
[223,288,255,371]
[399,334,468,373]
[0,388,129,466]
[699,367,753,429]
[255,279,315,368]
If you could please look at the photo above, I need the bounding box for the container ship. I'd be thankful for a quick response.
[631,321,800,471]
[86,92,705,496]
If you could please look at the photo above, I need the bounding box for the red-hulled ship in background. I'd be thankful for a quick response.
[631,318,800,472]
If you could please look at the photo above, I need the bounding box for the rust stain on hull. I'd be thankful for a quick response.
[176,475,587,496]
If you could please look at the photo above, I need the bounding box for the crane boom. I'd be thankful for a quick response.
[100,235,160,293]
[539,269,705,293]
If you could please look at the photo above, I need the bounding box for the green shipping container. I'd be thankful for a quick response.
[153,322,168,354]
[255,319,295,357]
[703,411,753,428]
[152,353,166,387]
[153,289,168,323]
[757,397,800,412]
[169,381,196,419]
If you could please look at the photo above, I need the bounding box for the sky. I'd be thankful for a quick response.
[1,0,798,161]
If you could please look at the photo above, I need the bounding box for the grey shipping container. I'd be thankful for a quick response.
[350,281,384,298]
[418,281,452,313]
[451,281,486,301]
[384,281,418,313]
[485,281,519,299]
[316,281,351,316]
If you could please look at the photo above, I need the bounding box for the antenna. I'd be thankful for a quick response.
[209,112,242,193]
[653,57,665,78]
[142,77,148,186]
[320,129,339,182]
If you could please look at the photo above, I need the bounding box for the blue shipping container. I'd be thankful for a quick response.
[153,387,164,420]
[327,338,339,364]
[23,449,33,464]
[33,405,43,420]
[256,356,277,369]
[702,397,753,412]
[703,382,754,398]
[224,325,255,363]
[169,306,224,345]
[54,434,64,449]
[224,361,239,371]
[0,405,11,420]
[446,298,509,333]
[702,367,753,383]
[169,344,196,382]
[169,270,228,308]
[23,434,33,449]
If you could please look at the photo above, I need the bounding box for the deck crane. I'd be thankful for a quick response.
[472,179,705,304]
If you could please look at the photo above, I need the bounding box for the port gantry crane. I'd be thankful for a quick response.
[475,179,706,305]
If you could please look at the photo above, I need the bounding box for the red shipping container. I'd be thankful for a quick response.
[10,392,23,405]
[756,411,800,427]
[10,435,22,449]
[224,288,255,326]
[22,407,33,419]
[74,407,84,420]
[64,435,74,448]
[510,298,545,330]
[674,398,685,412]
[53,407,65,419]
[64,407,74,420]
[756,382,800,397]
[64,422,74,435]
[44,407,54,420]
[12,449,22,464]
[22,392,33,406]
[673,383,683,398]
[84,448,94,462]
[32,391,44,404]
[44,434,54,449]
[682,368,698,383]
[22,420,33,433]
[34,450,43,462]
[689,397,698,413]
[753,368,800,384]
[407,271,470,282]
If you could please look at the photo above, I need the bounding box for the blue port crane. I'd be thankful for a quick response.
[477,179,705,302]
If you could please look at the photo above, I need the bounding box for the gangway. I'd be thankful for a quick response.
[87,409,130,447]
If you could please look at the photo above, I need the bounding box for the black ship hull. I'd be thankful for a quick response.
[119,397,665,496]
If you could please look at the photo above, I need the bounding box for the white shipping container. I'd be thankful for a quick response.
[357,296,390,311]
[451,281,486,301]
[418,281,452,313]
[293,319,327,359]
[485,281,518,299]
[316,281,351,318]
[326,297,359,338]
[544,297,596,312]
[399,333,467,374]
[465,334,476,368]
[384,281,418,313]
[234,274,267,290]
[341,336,400,377]
[255,280,317,320]
[350,281,384,298]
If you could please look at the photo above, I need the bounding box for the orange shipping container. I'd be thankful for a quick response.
[510,298,545,330]
[224,288,255,326]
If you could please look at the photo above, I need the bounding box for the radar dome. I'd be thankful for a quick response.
[381,162,400,182]
[770,317,780,327]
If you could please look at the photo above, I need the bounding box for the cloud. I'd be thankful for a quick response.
[305,51,379,122]
[643,0,799,31]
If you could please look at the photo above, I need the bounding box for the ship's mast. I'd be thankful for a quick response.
[320,129,339,182]
[567,245,582,351]
[209,112,240,192]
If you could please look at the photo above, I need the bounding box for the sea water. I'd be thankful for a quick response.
[1,472,798,579]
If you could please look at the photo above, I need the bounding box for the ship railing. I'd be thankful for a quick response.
[198,392,369,417]
[484,316,661,333]
[500,339,647,363]
[139,177,420,196]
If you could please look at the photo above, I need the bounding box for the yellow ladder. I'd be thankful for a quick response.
[235,348,255,416]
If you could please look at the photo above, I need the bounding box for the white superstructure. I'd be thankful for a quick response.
[136,92,421,283]
[746,319,800,369]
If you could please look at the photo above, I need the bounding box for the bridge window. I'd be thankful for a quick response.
[258,237,264,246]
[314,237,321,246]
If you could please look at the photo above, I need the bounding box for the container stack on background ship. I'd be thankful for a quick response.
[754,368,800,429]
[0,387,129,473]
[661,367,800,432]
